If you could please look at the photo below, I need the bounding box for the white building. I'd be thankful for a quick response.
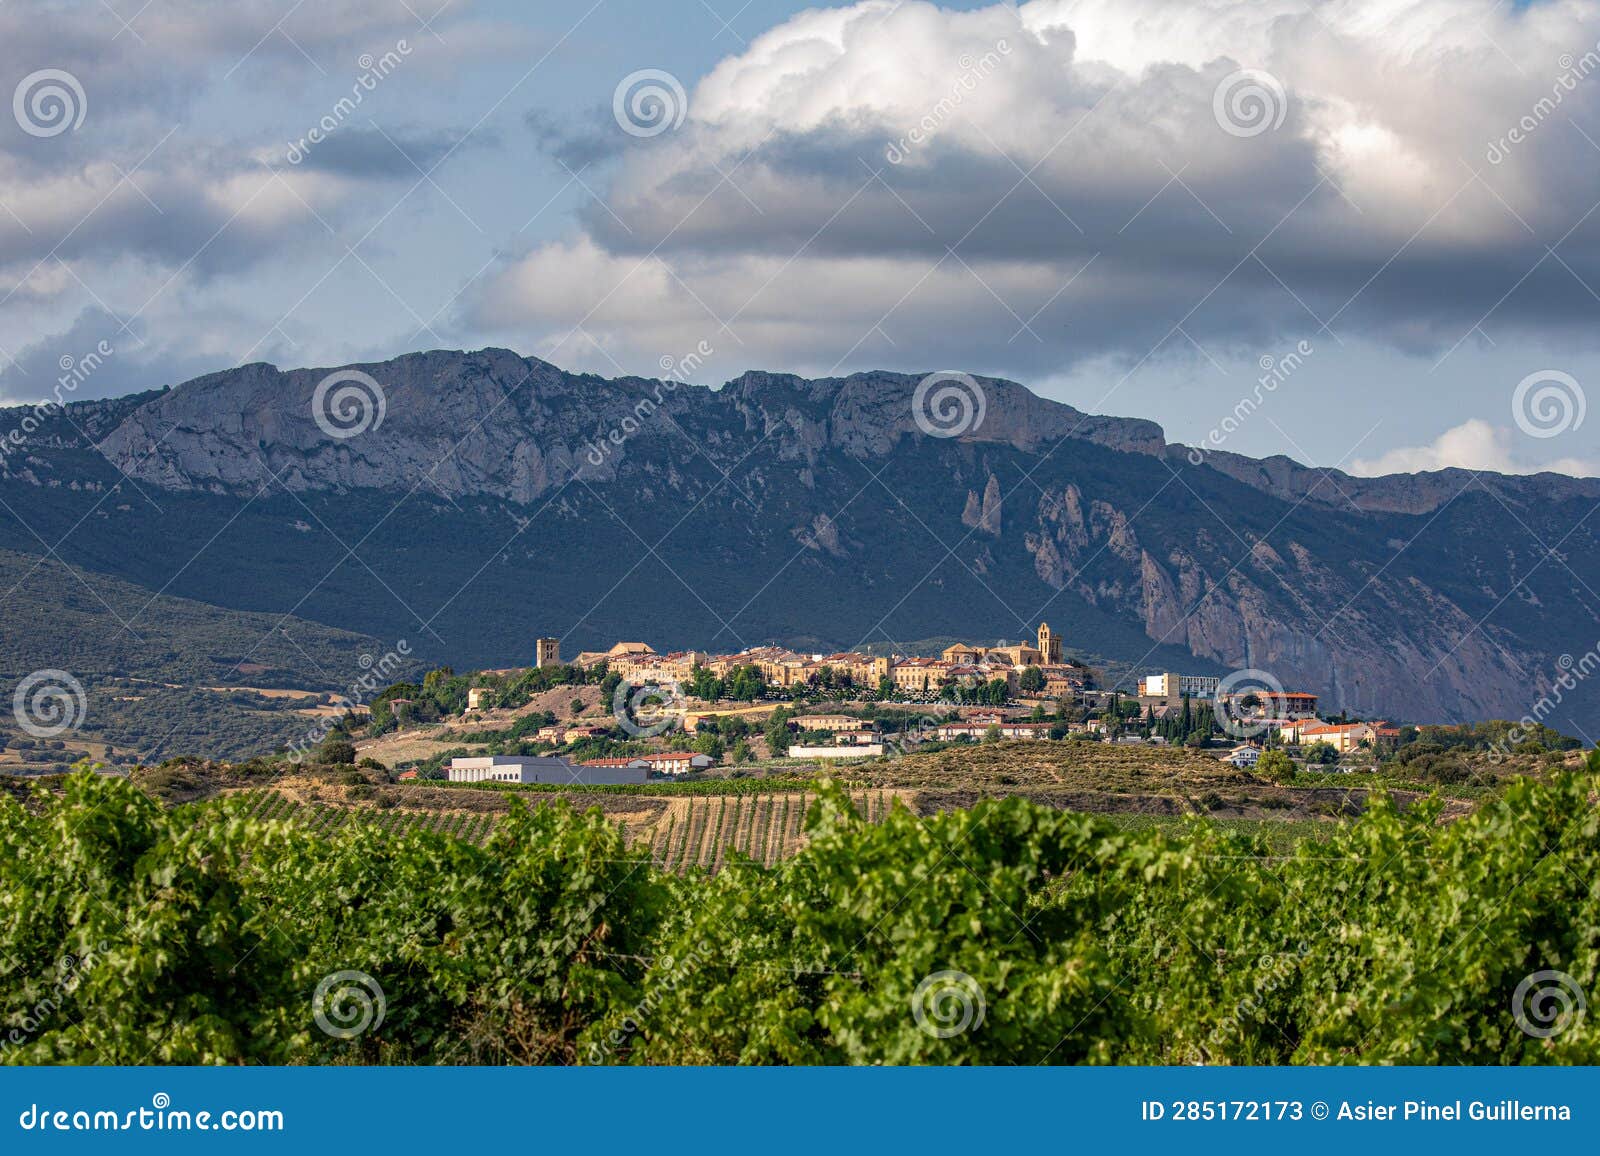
[448,756,647,785]
[1224,745,1261,768]
[1138,672,1221,700]
[933,720,1053,741]
[790,743,886,760]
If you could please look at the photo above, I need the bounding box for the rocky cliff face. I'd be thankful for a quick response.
[95,353,1170,500]
[7,348,1598,732]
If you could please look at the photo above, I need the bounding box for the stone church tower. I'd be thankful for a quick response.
[1036,622,1062,665]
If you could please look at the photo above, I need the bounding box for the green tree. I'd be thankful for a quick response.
[1257,749,1296,782]
[726,665,766,702]
[687,665,720,701]
[316,740,357,766]
[1019,665,1045,693]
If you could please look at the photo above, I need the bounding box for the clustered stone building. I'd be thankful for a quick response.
[571,623,1086,698]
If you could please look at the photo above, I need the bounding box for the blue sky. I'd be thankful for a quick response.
[1,0,1596,476]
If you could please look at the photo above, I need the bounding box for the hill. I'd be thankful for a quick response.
[0,547,419,764]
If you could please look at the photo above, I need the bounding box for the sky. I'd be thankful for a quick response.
[0,0,1596,477]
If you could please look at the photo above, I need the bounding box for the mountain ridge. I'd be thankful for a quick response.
[1,347,1595,736]
[64,347,1597,512]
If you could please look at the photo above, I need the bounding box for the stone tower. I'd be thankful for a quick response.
[535,637,561,668]
[1036,622,1061,665]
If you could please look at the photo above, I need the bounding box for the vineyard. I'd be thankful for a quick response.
[237,790,503,846]
[646,790,896,872]
[230,787,902,871]
[3,769,1598,1066]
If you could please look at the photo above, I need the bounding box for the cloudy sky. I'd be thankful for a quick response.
[1,0,1596,476]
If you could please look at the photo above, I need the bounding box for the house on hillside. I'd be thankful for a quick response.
[1217,690,1319,721]
[1292,721,1400,753]
[790,714,864,733]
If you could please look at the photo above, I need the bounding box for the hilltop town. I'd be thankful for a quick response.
[335,622,1443,787]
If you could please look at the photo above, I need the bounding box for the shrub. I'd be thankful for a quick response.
[1257,750,1296,783]
[317,741,358,766]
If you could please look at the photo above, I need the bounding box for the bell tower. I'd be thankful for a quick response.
[1036,622,1061,665]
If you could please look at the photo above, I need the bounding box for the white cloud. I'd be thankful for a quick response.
[1350,419,1597,477]
[471,0,1600,385]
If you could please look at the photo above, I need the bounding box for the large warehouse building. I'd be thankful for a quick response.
[447,756,648,786]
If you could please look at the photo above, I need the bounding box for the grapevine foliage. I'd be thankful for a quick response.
[1,772,1596,1064]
